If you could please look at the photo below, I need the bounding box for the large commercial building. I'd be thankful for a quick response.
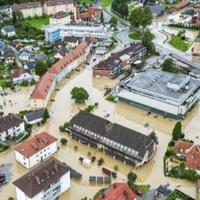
[13,157,71,200]
[15,132,58,169]
[118,68,200,119]
[69,111,156,167]
[44,24,110,42]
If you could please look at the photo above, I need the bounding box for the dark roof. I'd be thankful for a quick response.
[0,114,24,133]
[13,157,70,198]
[93,43,145,70]
[156,184,172,196]
[2,25,15,32]
[24,109,45,122]
[149,4,165,15]
[52,11,68,19]
[69,111,154,158]
[63,36,80,43]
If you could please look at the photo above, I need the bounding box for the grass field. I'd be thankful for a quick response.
[101,0,112,8]
[169,35,190,52]
[25,16,49,29]
[128,30,142,40]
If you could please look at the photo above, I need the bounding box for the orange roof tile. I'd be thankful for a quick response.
[30,72,55,99]
[15,132,57,158]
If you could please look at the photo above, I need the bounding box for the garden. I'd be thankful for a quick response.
[25,16,49,29]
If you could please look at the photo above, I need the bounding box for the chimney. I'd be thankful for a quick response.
[35,176,40,185]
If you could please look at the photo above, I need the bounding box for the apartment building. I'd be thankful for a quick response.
[15,132,58,168]
[93,43,146,79]
[0,113,25,141]
[44,0,75,15]
[69,111,156,167]
[12,2,42,18]
[50,11,71,25]
[13,157,71,200]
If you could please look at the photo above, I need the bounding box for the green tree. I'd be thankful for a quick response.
[127,171,137,186]
[109,16,118,27]
[100,11,104,24]
[71,87,89,103]
[172,121,182,140]
[60,138,68,145]
[111,0,128,19]
[129,6,152,28]
[142,29,155,54]
[161,58,180,74]
[35,61,50,76]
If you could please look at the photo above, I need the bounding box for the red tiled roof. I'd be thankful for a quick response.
[15,132,57,158]
[30,72,55,99]
[96,183,135,200]
[49,40,88,75]
[10,68,30,79]
[197,179,200,190]
[87,7,102,16]
[175,140,200,170]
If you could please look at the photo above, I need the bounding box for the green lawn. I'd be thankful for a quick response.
[25,17,49,29]
[169,35,190,52]
[128,30,142,40]
[101,0,112,8]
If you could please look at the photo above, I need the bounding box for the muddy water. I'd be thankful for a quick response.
[0,65,197,199]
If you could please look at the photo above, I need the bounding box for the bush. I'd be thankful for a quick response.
[106,94,116,103]
[114,165,118,171]
[74,145,78,151]
[60,138,68,145]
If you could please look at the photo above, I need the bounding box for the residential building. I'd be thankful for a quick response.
[13,157,71,200]
[50,11,71,25]
[96,182,135,200]
[1,25,15,37]
[0,5,12,17]
[149,4,165,18]
[15,132,58,168]
[192,12,200,25]
[10,68,34,85]
[24,108,45,125]
[0,113,25,141]
[63,36,79,47]
[117,68,200,119]
[12,2,42,18]
[30,72,56,108]
[93,43,147,79]
[175,140,200,174]
[48,38,92,81]
[44,0,76,16]
[69,111,156,167]
[18,49,31,61]
[44,24,110,42]
[2,49,16,63]
[154,184,172,200]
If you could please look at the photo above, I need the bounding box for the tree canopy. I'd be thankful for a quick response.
[172,121,182,140]
[129,6,153,28]
[35,60,52,77]
[161,58,180,74]
[71,87,89,103]
[142,29,155,54]
[111,0,129,19]
[109,16,118,27]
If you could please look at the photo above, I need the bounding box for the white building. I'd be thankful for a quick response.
[11,68,34,85]
[24,109,45,125]
[0,5,12,17]
[44,24,110,42]
[44,0,76,16]
[12,2,42,18]
[118,68,200,119]
[0,114,25,141]
[50,11,71,25]
[1,25,15,37]
[13,157,71,200]
[15,132,58,169]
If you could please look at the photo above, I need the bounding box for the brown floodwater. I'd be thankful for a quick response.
[0,65,197,199]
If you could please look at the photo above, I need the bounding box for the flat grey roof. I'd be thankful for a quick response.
[121,68,200,105]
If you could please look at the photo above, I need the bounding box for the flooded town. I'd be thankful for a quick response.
[0,0,200,200]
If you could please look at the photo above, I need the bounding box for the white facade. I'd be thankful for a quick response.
[15,141,58,169]
[1,29,15,37]
[12,73,34,85]
[0,122,25,141]
[19,7,42,18]
[15,172,70,200]
[118,87,200,117]
[24,116,43,125]
[50,15,71,25]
